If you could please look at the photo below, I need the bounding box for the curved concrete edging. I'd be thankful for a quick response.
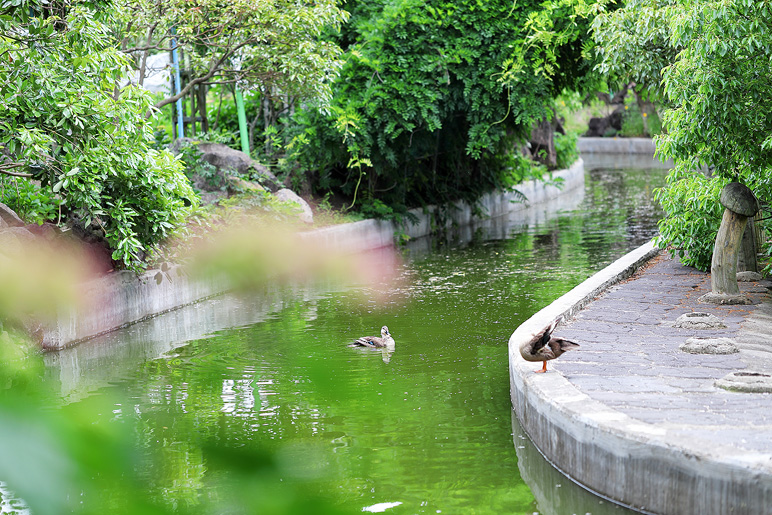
[508,241,772,515]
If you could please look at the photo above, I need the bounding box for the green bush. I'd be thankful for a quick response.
[0,177,62,225]
[620,104,644,137]
[1,4,198,272]
[277,0,596,215]
[656,170,772,274]
[554,131,579,170]
[654,173,727,271]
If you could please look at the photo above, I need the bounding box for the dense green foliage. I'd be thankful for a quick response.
[620,99,662,138]
[592,0,678,98]
[654,174,727,270]
[267,0,602,217]
[1,0,349,272]
[658,1,772,179]
[594,0,772,270]
[0,0,196,271]
[554,131,580,170]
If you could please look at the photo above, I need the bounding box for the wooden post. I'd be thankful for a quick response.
[739,217,758,273]
[700,182,760,305]
[709,208,747,296]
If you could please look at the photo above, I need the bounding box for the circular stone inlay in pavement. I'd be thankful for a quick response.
[715,371,772,393]
[680,337,739,355]
[737,271,763,282]
[673,312,727,330]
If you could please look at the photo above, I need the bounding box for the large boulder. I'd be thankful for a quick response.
[0,226,37,260]
[275,189,314,224]
[170,139,282,193]
[196,142,255,175]
[0,202,24,228]
[0,205,36,261]
[585,105,625,137]
[584,83,631,137]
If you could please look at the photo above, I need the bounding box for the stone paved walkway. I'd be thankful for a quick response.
[554,253,772,455]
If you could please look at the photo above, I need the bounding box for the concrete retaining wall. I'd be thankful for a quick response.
[508,242,772,514]
[301,159,585,252]
[43,283,328,402]
[42,159,586,350]
[40,266,224,350]
[578,137,656,154]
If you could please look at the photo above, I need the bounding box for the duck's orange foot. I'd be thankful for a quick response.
[533,361,548,373]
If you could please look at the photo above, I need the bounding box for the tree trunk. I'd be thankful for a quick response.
[529,116,556,168]
[739,217,758,273]
[189,88,196,136]
[632,88,649,136]
[701,208,751,304]
[198,84,209,133]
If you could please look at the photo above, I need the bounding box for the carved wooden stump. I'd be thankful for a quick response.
[700,182,760,305]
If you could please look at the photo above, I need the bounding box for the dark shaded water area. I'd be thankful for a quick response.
[6,156,669,514]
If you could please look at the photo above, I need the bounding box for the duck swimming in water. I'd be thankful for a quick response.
[350,326,395,349]
[520,319,579,373]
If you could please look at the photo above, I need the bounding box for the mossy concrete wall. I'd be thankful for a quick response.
[301,159,585,252]
[578,137,656,154]
[40,266,223,350]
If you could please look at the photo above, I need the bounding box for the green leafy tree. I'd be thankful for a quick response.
[591,0,679,97]
[117,0,349,114]
[0,0,196,271]
[282,0,604,216]
[658,0,772,179]
[594,0,772,270]
[657,0,772,270]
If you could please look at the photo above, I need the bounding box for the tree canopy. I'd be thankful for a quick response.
[0,0,196,271]
[0,0,349,271]
[594,0,772,270]
[591,0,679,97]
[280,0,603,217]
[658,0,772,179]
[116,0,349,113]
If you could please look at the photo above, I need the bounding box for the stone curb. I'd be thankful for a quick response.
[578,137,656,154]
[508,241,772,515]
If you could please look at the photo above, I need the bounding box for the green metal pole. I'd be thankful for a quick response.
[234,88,250,155]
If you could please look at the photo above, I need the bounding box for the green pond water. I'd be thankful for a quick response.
[3,158,668,514]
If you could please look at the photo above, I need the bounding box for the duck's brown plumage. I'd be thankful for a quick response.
[520,319,579,373]
[349,325,395,349]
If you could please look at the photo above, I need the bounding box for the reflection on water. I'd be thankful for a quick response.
[512,411,639,515]
[25,164,667,514]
